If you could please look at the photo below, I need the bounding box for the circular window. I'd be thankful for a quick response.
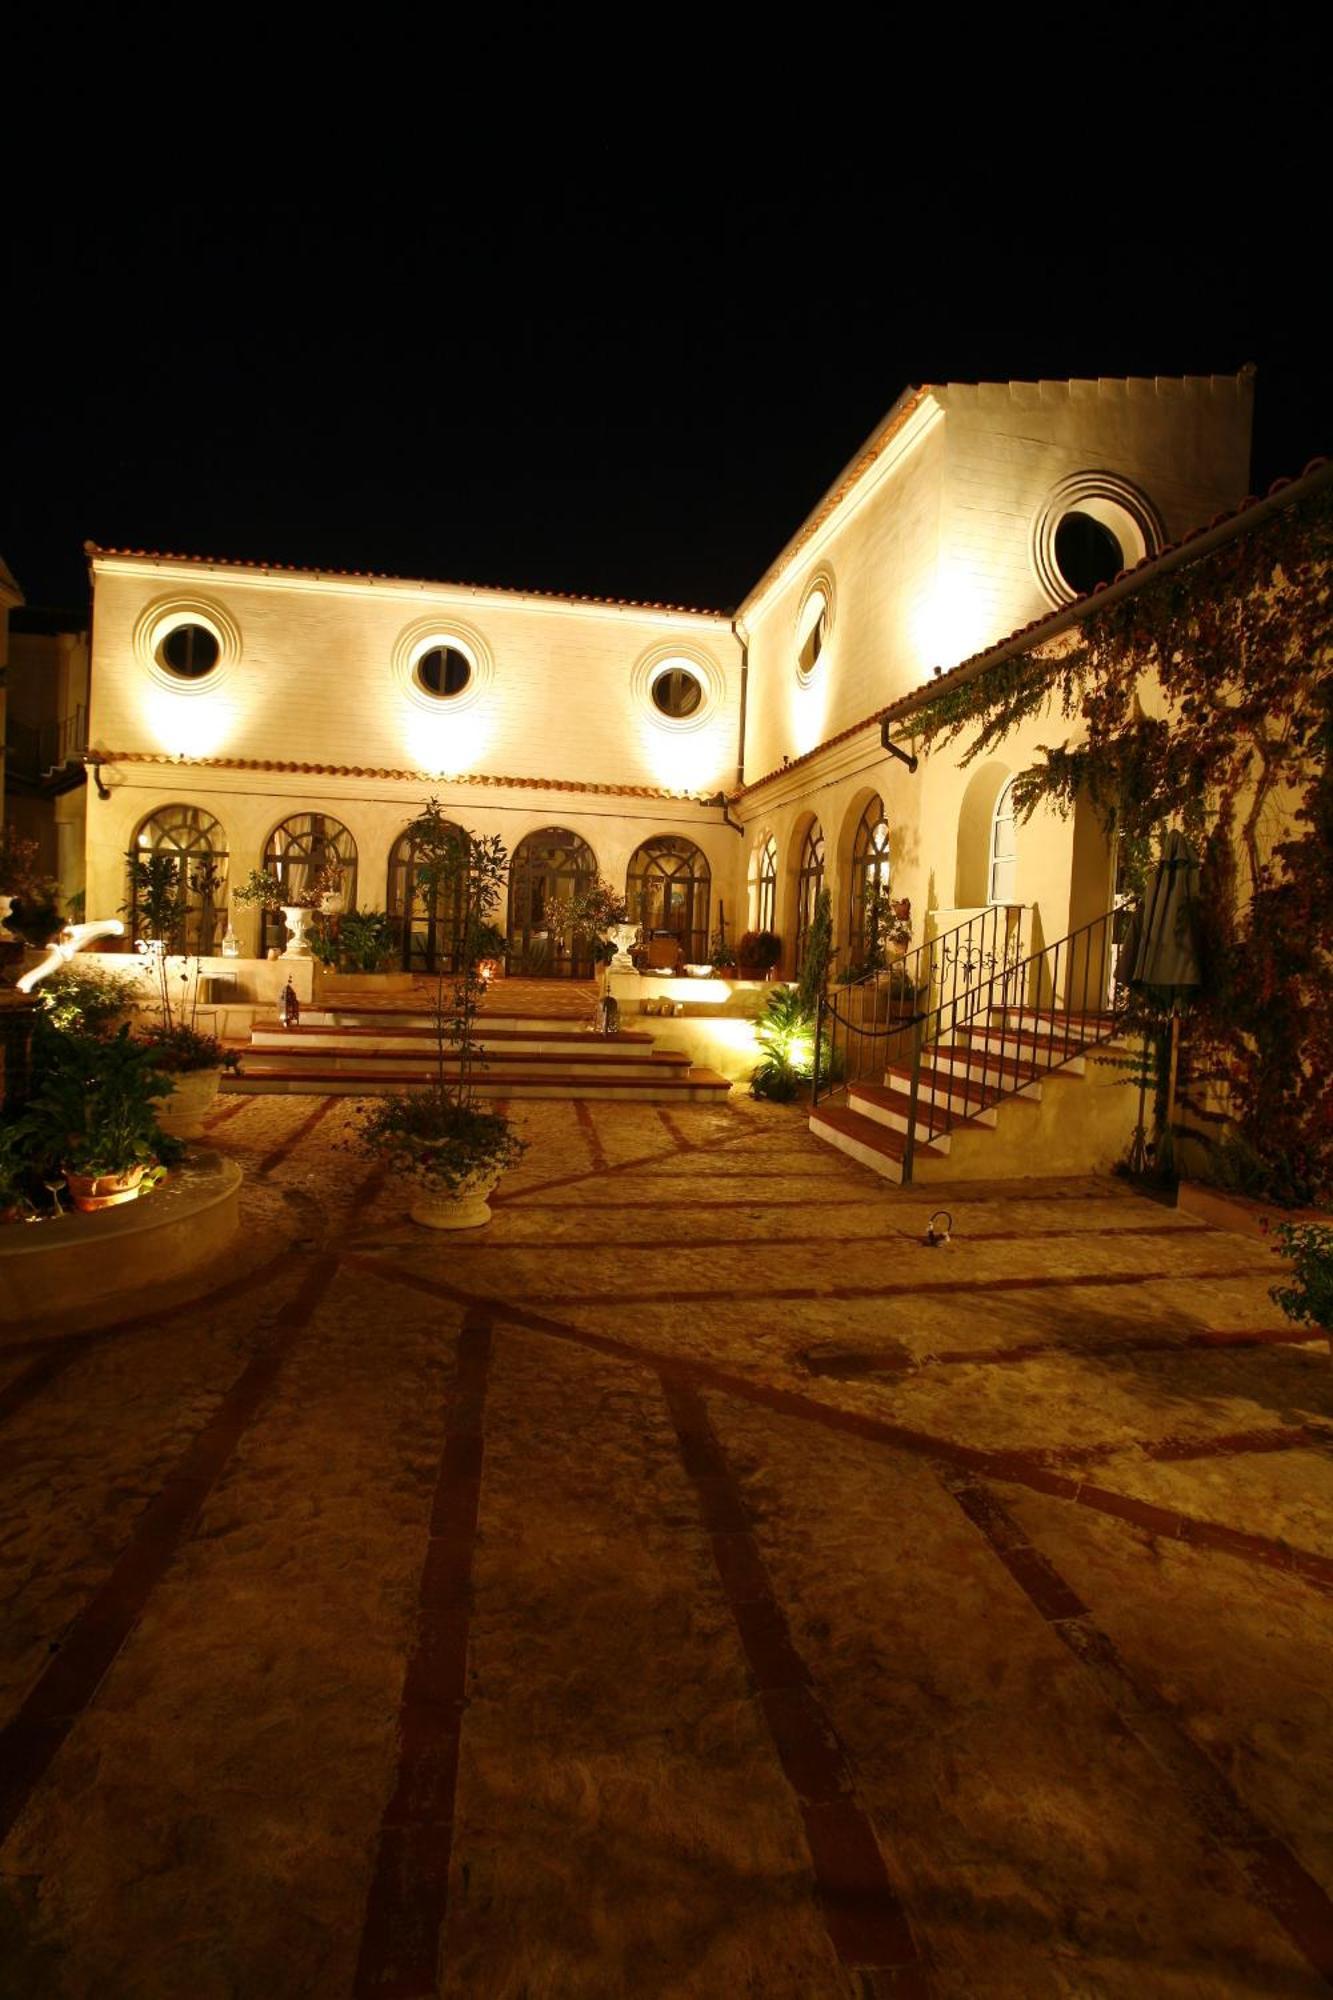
[1053,513,1124,597]
[157,622,220,679]
[1032,473,1163,608]
[415,645,472,699]
[795,572,835,686]
[652,666,703,718]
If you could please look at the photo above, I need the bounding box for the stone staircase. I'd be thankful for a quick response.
[222,1003,732,1102]
[809,1005,1132,1184]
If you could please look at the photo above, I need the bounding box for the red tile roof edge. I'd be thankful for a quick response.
[84,543,729,622]
[735,457,1332,799]
[98,750,721,804]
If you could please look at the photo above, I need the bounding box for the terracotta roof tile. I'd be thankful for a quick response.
[98,750,721,804]
[84,543,728,621]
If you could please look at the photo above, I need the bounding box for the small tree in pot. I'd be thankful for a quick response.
[25,1027,180,1210]
[352,803,524,1229]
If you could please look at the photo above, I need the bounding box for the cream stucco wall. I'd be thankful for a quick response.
[88,562,741,798]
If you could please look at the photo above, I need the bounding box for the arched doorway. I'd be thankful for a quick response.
[625,836,711,963]
[847,795,891,971]
[388,820,466,974]
[508,827,598,977]
[127,804,229,954]
[260,813,359,958]
[793,819,825,973]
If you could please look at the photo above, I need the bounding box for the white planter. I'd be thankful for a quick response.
[153,1067,222,1140]
[409,1161,505,1231]
[281,905,313,958]
[608,922,639,972]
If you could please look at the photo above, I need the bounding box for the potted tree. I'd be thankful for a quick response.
[124,858,236,1136]
[231,868,285,954]
[2,826,62,949]
[26,1027,178,1210]
[561,879,632,977]
[353,802,524,1229]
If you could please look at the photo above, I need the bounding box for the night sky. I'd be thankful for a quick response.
[5,115,1327,619]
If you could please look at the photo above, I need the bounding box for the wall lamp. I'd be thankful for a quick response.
[879,720,919,773]
[83,751,112,800]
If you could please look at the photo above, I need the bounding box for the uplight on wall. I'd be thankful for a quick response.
[406,707,493,781]
[909,561,995,681]
[141,684,240,760]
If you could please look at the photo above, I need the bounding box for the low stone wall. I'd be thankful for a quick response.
[607,971,772,1082]
[0,1152,242,1324]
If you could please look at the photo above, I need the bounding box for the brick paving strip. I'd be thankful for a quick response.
[0,1164,386,1849]
[353,1308,493,2000]
[801,1322,1321,1379]
[663,1377,926,1992]
[254,1093,341,1177]
[526,1265,1272,1310]
[942,1474,1333,1984]
[491,1100,770,1207]
[572,1098,607,1172]
[345,1258,1333,1597]
[0,1246,291,1426]
[203,1094,255,1132]
[655,1107,691,1150]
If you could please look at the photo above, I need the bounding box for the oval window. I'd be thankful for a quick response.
[1053,512,1124,596]
[157,622,220,679]
[652,667,703,718]
[415,645,473,699]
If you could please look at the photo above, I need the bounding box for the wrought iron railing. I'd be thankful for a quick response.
[4,706,88,782]
[812,902,1136,1184]
[812,903,1028,1101]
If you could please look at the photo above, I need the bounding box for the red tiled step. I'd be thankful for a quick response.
[222,1066,732,1099]
[808,1102,946,1184]
[252,1020,656,1044]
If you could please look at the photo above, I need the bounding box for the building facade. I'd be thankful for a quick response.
[81,371,1256,978]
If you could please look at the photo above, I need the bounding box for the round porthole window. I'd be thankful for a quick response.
[1053,512,1124,596]
[157,621,221,680]
[1032,473,1163,608]
[651,666,703,718]
[415,644,473,699]
[795,572,835,686]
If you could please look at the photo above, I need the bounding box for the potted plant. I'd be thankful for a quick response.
[560,879,633,978]
[123,851,186,953]
[138,1022,241,1138]
[26,1027,178,1210]
[231,867,286,955]
[708,926,738,979]
[738,929,782,979]
[352,802,524,1229]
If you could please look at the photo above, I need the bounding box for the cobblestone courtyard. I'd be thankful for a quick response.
[2,1094,1332,1997]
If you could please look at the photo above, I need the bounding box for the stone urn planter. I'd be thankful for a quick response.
[281,905,313,958]
[608,923,640,972]
[64,1164,148,1212]
[153,1068,223,1140]
[409,1161,506,1231]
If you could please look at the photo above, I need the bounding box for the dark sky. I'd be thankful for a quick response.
[5,106,1327,617]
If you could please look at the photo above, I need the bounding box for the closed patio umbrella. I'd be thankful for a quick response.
[1128,831,1203,1168]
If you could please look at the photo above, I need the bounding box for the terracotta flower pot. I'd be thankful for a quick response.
[64,1164,147,1212]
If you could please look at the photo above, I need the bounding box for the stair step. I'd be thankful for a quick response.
[853,1080,991,1140]
[255,1019,655,1045]
[808,1103,946,1184]
[238,1046,688,1077]
[221,1067,731,1101]
[927,1045,1047,1088]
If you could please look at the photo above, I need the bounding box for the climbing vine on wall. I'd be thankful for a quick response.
[909,479,1333,1202]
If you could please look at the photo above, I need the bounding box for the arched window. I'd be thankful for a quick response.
[754,836,778,934]
[388,820,466,974]
[794,820,825,973]
[508,827,598,978]
[989,779,1018,904]
[127,804,229,954]
[625,836,711,963]
[260,813,359,958]
[848,796,891,971]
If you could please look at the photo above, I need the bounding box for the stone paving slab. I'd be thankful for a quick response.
[1,1093,1330,1997]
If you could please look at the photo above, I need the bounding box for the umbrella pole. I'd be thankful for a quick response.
[1161,1007,1181,1172]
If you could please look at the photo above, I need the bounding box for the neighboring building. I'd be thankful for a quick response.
[3,607,91,915]
[82,371,1258,980]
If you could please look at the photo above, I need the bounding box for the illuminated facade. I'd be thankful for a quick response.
[82,372,1255,973]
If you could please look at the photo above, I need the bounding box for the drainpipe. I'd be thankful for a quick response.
[732,615,749,791]
[879,718,919,772]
